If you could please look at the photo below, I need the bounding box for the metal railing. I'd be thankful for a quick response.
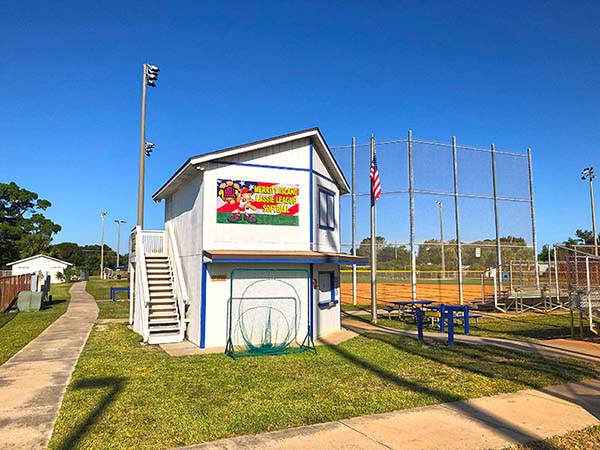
[134,226,152,342]
[166,221,188,338]
[142,230,165,255]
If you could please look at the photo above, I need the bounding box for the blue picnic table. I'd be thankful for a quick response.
[387,300,434,320]
[414,304,472,345]
[109,287,130,302]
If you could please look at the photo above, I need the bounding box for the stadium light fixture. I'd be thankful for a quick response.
[146,65,160,87]
[144,141,155,156]
[581,167,598,256]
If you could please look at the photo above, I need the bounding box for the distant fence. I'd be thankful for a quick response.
[0,274,32,313]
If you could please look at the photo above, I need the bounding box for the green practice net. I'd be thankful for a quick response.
[225,269,315,358]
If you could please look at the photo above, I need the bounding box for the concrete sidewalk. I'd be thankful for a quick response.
[342,315,600,364]
[0,282,98,450]
[180,379,600,450]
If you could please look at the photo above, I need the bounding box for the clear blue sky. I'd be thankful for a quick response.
[3,1,600,252]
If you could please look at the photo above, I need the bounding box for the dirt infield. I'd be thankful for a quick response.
[341,282,495,305]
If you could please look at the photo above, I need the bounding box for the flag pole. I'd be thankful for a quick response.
[370,134,377,324]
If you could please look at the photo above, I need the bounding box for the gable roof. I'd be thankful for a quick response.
[152,128,350,201]
[7,254,73,267]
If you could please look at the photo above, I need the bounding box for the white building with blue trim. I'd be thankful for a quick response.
[129,128,367,350]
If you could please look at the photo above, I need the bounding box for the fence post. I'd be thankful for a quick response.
[452,136,464,305]
[554,245,561,305]
[586,256,593,333]
[527,148,540,288]
[352,137,357,306]
[491,144,503,292]
[408,130,417,302]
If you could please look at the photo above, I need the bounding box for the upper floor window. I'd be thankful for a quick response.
[318,188,335,230]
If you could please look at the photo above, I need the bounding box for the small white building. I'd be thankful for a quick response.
[7,254,73,284]
[129,128,367,353]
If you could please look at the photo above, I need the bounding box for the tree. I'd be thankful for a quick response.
[563,229,600,247]
[55,266,79,283]
[0,182,61,267]
[538,244,552,262]
[356,236,410,269]
[49,242,124,275]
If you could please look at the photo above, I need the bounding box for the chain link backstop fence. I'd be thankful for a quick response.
[332,132,538,310]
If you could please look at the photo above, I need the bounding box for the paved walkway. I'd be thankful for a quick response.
[179,379,600,450]
[0,282,98,450]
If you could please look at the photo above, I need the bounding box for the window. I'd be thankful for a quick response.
[318,188,335,230]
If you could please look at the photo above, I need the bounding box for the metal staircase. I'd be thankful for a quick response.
[146,255,182,344]
[130,225,188,345]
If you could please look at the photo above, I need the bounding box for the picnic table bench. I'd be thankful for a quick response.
[422,305,482,326]
[387,300,433,320]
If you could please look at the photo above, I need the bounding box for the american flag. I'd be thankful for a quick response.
[370,151,382,201]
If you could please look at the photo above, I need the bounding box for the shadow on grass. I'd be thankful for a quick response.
[42,299,67,310]
[53,377,126,450]
[366,332,597,391]
[0,310,18,329]
[327,335,567,449]
[472,313,577,340]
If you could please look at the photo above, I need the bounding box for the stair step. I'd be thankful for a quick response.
[149,285,172,291]
[149,311,178,318]
[148,332,183,345]
[149,285,172,289]
[149,324,180,333]
[146,255,168,260]
[149,292,174,298]
[149,303,177,310]
[148,279,171,283]
[149,318,179,325]
[150,298,175,304]
[148,273,171,279]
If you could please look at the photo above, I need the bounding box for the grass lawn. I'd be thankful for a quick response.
[95,301,130,320]
[85,276,130,320]
[371,312,596,341]
[0,282,73,365]
[49,324,597,450]
[504,425,600,449]
[86,276,129,301]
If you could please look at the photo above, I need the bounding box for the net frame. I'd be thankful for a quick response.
[225,268,315,358]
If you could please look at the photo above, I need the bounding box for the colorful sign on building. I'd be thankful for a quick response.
[216,179,300,226]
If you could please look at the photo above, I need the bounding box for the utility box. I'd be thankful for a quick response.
[17,291,44,312]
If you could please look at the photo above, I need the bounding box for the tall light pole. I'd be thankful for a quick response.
[100,211,107,278]
[114,220,126,267]
[137,63,160,228]
[435,200,445,279]
[582,167,598,256]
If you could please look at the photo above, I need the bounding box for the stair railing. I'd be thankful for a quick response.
[135,226,152,342]
[166,222,189,338]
